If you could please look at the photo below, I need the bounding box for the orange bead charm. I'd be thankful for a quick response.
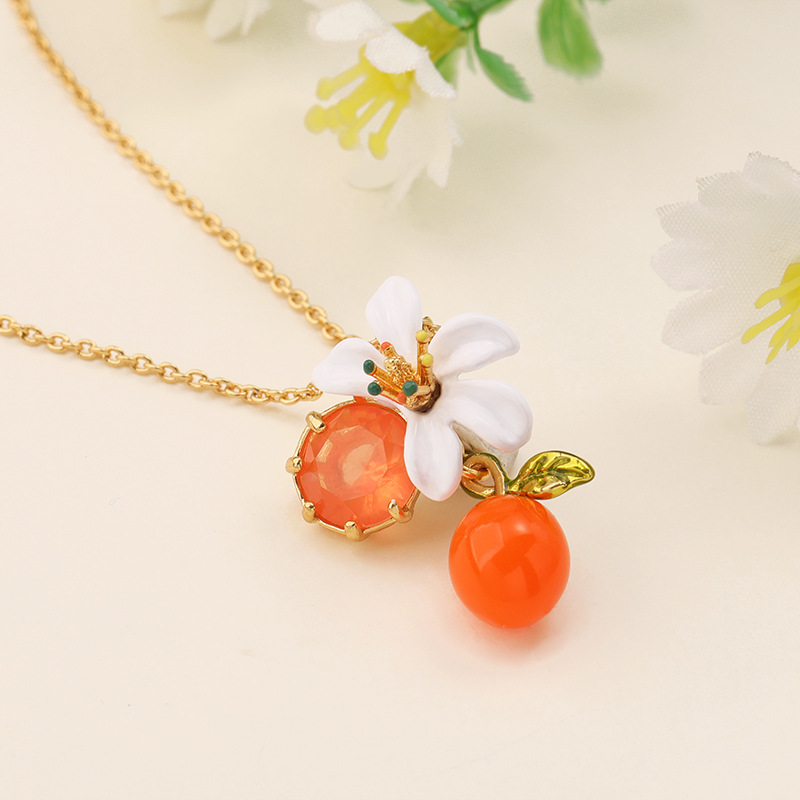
[448,494,570,628]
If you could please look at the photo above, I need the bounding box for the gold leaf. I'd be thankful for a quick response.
[508,451,595,499]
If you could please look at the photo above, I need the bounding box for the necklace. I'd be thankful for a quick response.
[4,0,594,630]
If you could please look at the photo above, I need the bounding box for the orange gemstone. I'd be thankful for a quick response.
[449,495,570,628]
[296,399,416,532]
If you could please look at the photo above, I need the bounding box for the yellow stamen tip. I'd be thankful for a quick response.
[317,78,337,101]
[420,353,434,367]
[337,99,359,125]
[416,330,430,343]
[338,128,360,150]
[304,106,328,134]
[368,132,388,160]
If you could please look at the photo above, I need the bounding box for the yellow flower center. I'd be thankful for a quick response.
[305,12,463,160]
[741,262,800,364]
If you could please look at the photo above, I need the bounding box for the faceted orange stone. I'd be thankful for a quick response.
[296,399,416,532]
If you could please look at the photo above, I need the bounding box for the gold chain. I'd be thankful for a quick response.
[4,0,347,405]
[0,315,321,405]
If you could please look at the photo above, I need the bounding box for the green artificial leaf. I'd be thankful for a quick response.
[472,30,532,101]
[435,46,463,86]
[423,0,471,27]
[508,451,595,499]
[538,0,602,76]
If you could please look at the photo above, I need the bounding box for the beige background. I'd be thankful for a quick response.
[1,1,798,798]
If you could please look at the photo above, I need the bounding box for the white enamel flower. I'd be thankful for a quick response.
[305,1,462,202]
[312,277,533,501]
[654,152,800,443]
[158,0,271,40]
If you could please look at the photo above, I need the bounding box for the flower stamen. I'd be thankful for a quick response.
[306,51,413,160]
[306,11,463,162]
[363,317,440,411]
[742,262,800,364]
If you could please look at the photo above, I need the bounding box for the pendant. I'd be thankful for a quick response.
[286,277,595,628]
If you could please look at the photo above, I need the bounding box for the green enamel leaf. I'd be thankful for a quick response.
[472,31,532,101]
[508,451,595,499]
[538,0,602,76]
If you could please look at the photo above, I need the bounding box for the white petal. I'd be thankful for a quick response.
[346,91,458,201]
[696,170,763,211]
[745,348,800,443]
[742,152,800,196]
[429,313,519,379]
[363,29,456,99]
[658,201,720,244]
[652,240,717,291]
[315,0,386,42]
[205,0,253,39]
[662,287,761,355]
[438,379,532,453]
[413,56,457,99]
[403,412,463,501]
[159,0,210,17]
[311,337,382,397]
[425,108,460,186]
[365,276,421,363]
[699,340,767,405]
[240,0,271,35]
[364,28,426,74]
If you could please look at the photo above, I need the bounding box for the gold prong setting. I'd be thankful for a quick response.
[287,398,419,542]
[305,410,326,433]
[388,498,414,524]
[344,521,366,541]
[285,456,302,475]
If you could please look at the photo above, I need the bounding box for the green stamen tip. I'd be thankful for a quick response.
[402,380,418,397]
[363,359,376,375]
[367,381,382,396]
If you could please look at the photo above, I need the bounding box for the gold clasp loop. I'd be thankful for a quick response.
[461,453,508,499]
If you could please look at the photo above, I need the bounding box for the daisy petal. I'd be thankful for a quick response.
[363,30,455,98]
[696,170,762,210]
[652,240,717,291]
[240,0,271,35]
[699,340,766,405]
[205,0,250,39]
[364,28,426,74]
[658,202,719,244]
[311,337,382,396]
[438,379,532,453]
[662,287,761,355]
[316,0,386,42]
[745,348,800,443]
[742,152,800,196]
[413,57,457,99]
[403,413,464,501]
[365,276,421,363]
[429,313,519,378]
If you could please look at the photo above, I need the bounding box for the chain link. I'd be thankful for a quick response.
[5,0,347,405]
[0,316,322,405]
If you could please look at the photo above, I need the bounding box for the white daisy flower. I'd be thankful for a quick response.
[654,152,800,443]
[158,0,271,40]
[305,1,463,202]
[312,277,533,501]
